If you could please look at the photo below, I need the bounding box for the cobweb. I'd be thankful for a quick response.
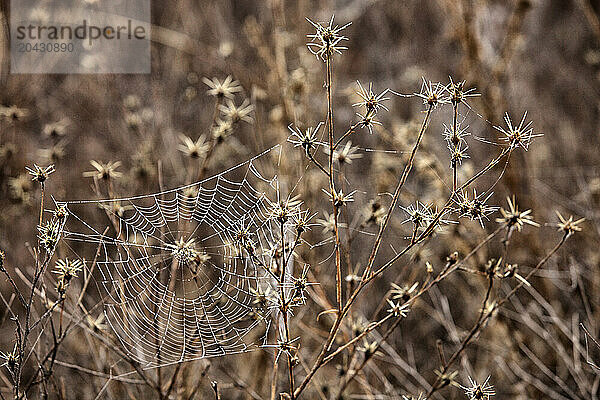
[58,147,283,368]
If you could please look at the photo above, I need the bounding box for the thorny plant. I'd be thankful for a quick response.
[0,6,595,400]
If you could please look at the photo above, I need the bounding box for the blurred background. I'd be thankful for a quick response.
[0,0,599,398]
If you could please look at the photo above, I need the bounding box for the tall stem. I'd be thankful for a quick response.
[326,53,342,311]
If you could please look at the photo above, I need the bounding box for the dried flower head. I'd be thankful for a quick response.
[353,81,390,115]
[9,174,33,202]
[83,160,123,180]
[400,201,434,228]
[356,111,382,134]
[317,211,347,234]
[456,190,498,228]
[292,209,316,234]
[53,258,83,283]
[38,141,67,163]
[324,189,356,208]
[53,205,69,221]
[250,286,274,310]
[0,344,18,371]
[0,105,28,122]
[496,196,539,231]
[306,15,351,61]
[26,164,55,186]
[202,76,242,99]
[212,119,235,142]
[386,299,410,317]
[324,141,363,165]
[42,119,69,138]
[495,111,541,151]
[168,237,198,265]
[288,123,324,155]
[460,376,495,400]
[219,98,254,124]
[415,77,448,109]
[446,77,479,106]
[357,339,378,357]
[555,211,584,235]
[449,141,470,166]
[443,121,470,147]
[178,134,209,159]
[270,195,302,223]
[38,220,62,252]
[390,282,419,302]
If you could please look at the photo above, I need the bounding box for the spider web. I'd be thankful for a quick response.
[58,146,283,368]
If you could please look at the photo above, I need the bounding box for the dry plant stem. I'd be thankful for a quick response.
[325,52,343,312]
[306,150,330,177]
[361,104,433,282]
[279,222,296,399]
[270,353,279,400]
[337,314,404,398]
[452,103,458,192]
[295,105,432,398]
[198,97,222,181]
[425,231,570,398]
[333,124,358,150]
[295,147,510,398]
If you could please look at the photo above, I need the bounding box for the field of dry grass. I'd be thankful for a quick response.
[0,1,599,399]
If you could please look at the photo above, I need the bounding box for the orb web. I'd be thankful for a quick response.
[58,148,282,367]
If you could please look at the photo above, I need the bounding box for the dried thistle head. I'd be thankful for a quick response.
[555,211,585,235]
[53,205,69,221]
[459,375,495,400]
[317,211,347,234]
[168,237,198,265]
[292,208,316,234]
[306,15,351,61]
[446,77,479,106]
[324,141,362,165]
[9,174,33,203]
[38,219,61,252]
[495,111,541,151]
[26,164,55,186]
[455,190,498,228]
[218,98,254,124]
[324,189,356,208]
[250,286,274,310]
[386,298,410,317]
[270,195,303,224]
[0,105,28,122]
[496,196,539,231]
[434,369,459,388]
[442,120,470,147]
[287,122,323,155]
[212,118,234,142]
[202,76,242,99]
[83,160,123,181]
[357,339,378,357]
[390,282,419,303]
[415,77,448,109]
[353,81,390,115]
[178,134,209,159]
[365,198,386,226]
[0,344,18,372]
[355,111,382,134]
[53,258,83,283]
[42,119,69,138]
[449,141,470,166]
[38,141,67,163]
